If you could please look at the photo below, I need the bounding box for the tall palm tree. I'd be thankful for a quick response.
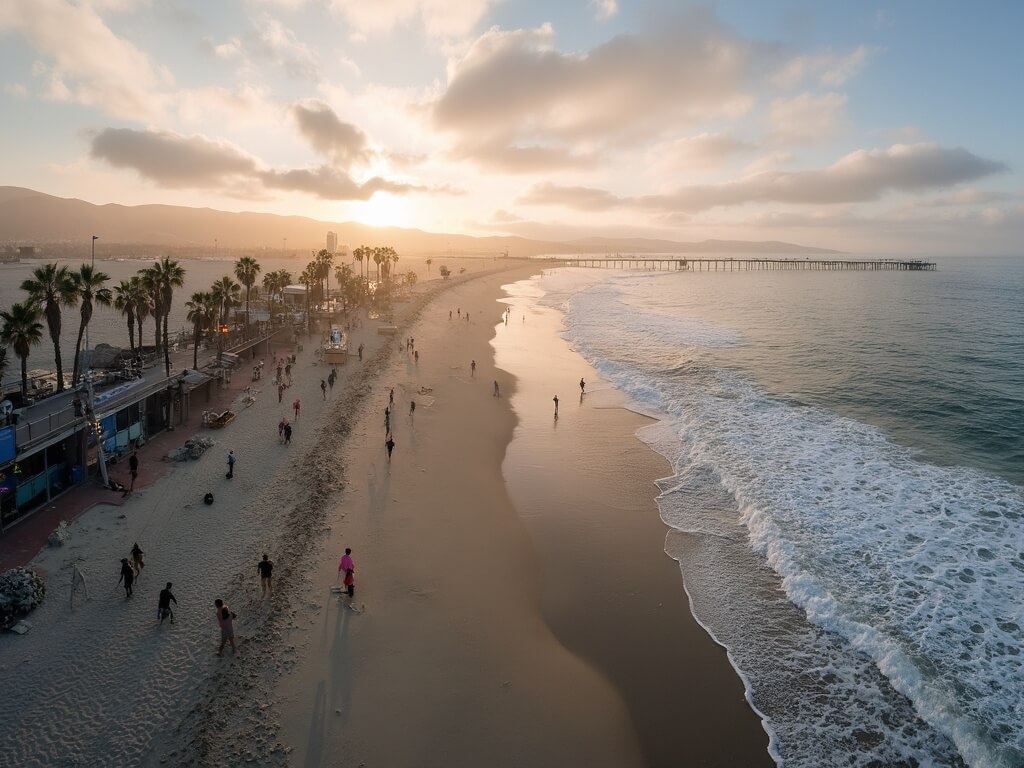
[300,263,316,333]
[386,247,399,282]
[314,249,334,303]
[70,264,113,386]
[372,247,384,283]
[128,276,151,354]
[353,246,365,281]
[20,263,76,393]
[233,256,261,337]
[425,257,432,273]
[147,257,185,376]
[0,302,44,403]
[185,291,216,369]
[210,276,241,364]
[139,266,163,355]
[113,279,138,353]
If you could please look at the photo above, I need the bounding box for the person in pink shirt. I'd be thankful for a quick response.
[338,548,355,597]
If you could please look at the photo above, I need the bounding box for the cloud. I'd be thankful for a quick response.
[649,132,756,173]
[328,0,494,38]
[292,100,372,167]
[519,144,1007,214]
[89,128,259,186]
[88,126,427,201]
[0,0,167,120]
[591,0,618,22]
[259,167,421,200]
[517,182,624,211]
[432,12,760,170]
[772,46,873,89]
[251,14,320,81]
[766,92,847,144]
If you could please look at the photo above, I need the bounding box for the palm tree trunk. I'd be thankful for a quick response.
[72,320,87,386]
[127,310,136,354]
[46,307,65,393]
[20,355,29,403]
[193,320,201,369]
[163,309,171,376]
[153,309,161,353]
[137,317,144,353]
[245,287,250,339]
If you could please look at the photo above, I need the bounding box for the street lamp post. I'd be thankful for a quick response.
[91,234,97,266]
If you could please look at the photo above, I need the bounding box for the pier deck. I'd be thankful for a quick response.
[564,257,936,271]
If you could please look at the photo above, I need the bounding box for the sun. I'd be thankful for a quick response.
[354,193,408,228]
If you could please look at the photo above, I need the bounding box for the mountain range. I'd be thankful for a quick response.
[0,186,839,257]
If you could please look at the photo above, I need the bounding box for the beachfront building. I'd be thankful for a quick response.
[0,367,209,531]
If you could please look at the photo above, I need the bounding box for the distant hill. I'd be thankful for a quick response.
[0,187,840,257]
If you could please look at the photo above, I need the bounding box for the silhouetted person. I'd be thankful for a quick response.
[258,554,274,597]
[226,450,236,478]
[553,395,559,416]
[385,436,395,462]
[123,451,139,497]
[580,378,586,395]
[158,582,176,624]
[118,558,134,598]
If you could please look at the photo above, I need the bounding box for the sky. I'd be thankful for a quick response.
[1,0,1022,255]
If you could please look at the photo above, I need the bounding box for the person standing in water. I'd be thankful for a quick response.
[338,548,355,597]
[470,359,476,377]
[553,395,559,416]
[257,554,274,597]
[157,583,176,625]
[118,558,135,598]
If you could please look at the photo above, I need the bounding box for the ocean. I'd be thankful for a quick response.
[527,257,1023,768]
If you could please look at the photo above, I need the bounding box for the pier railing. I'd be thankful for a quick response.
[563,257,936,271]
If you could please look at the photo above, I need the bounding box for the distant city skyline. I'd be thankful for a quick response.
[1,1,1021,255]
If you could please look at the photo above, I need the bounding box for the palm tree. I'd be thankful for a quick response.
[425,258,432,273]
[315,249,334,303]
[210,276,241,364]
[128,276,151,355]
[234,256,261,337]
[185,291,216,369]
[147,257,185,376]
[113,280,138,353]
[300,263,316,333]
[387,247,399,282]
[0,302,44,403]
[353,246,365,281]
[70,264,113,386]
[20,263,76,392]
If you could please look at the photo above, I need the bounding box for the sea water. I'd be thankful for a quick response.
[532,258,1024,768]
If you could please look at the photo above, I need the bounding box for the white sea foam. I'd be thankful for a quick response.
[538,269,1024,768]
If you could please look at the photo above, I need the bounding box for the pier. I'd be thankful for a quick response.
[564,257,936,271]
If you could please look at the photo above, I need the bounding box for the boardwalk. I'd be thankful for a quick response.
[565,257,936,271]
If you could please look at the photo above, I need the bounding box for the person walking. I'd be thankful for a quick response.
[338,548,355,598]
[226,450,236,479]
[283,422,293,445]
[257,554,274,597]
[130,542,145,576]
[278,383,285,403]
[385,435,395,462]
[320,379,327,399]
[553,395,559,416]
[285,363,293,385]
[328,369,336,389]
[278,417,288,443]
[157,582,177,625]
[293,398,301,421]
[493,380,500,397]
[214,599,237,656]
[389,388,395,407]
[358,342,364,361]
[123,451,139,497]
[580,378,586,395]
[384,407,390,434]
[470,359,476,377]
[414,350,419,364]
[118,558,135,598]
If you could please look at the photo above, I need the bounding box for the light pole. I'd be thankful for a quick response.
[91,234,98,266]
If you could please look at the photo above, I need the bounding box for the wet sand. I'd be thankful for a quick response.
[273,268,772,767]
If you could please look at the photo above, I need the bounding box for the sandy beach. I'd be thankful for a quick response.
[0,262,770,767]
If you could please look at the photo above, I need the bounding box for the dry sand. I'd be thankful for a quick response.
[0,261,771,768]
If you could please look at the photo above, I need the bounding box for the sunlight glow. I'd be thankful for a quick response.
[352,193,408,228]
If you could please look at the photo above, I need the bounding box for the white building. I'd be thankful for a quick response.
[326,231,337,254]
